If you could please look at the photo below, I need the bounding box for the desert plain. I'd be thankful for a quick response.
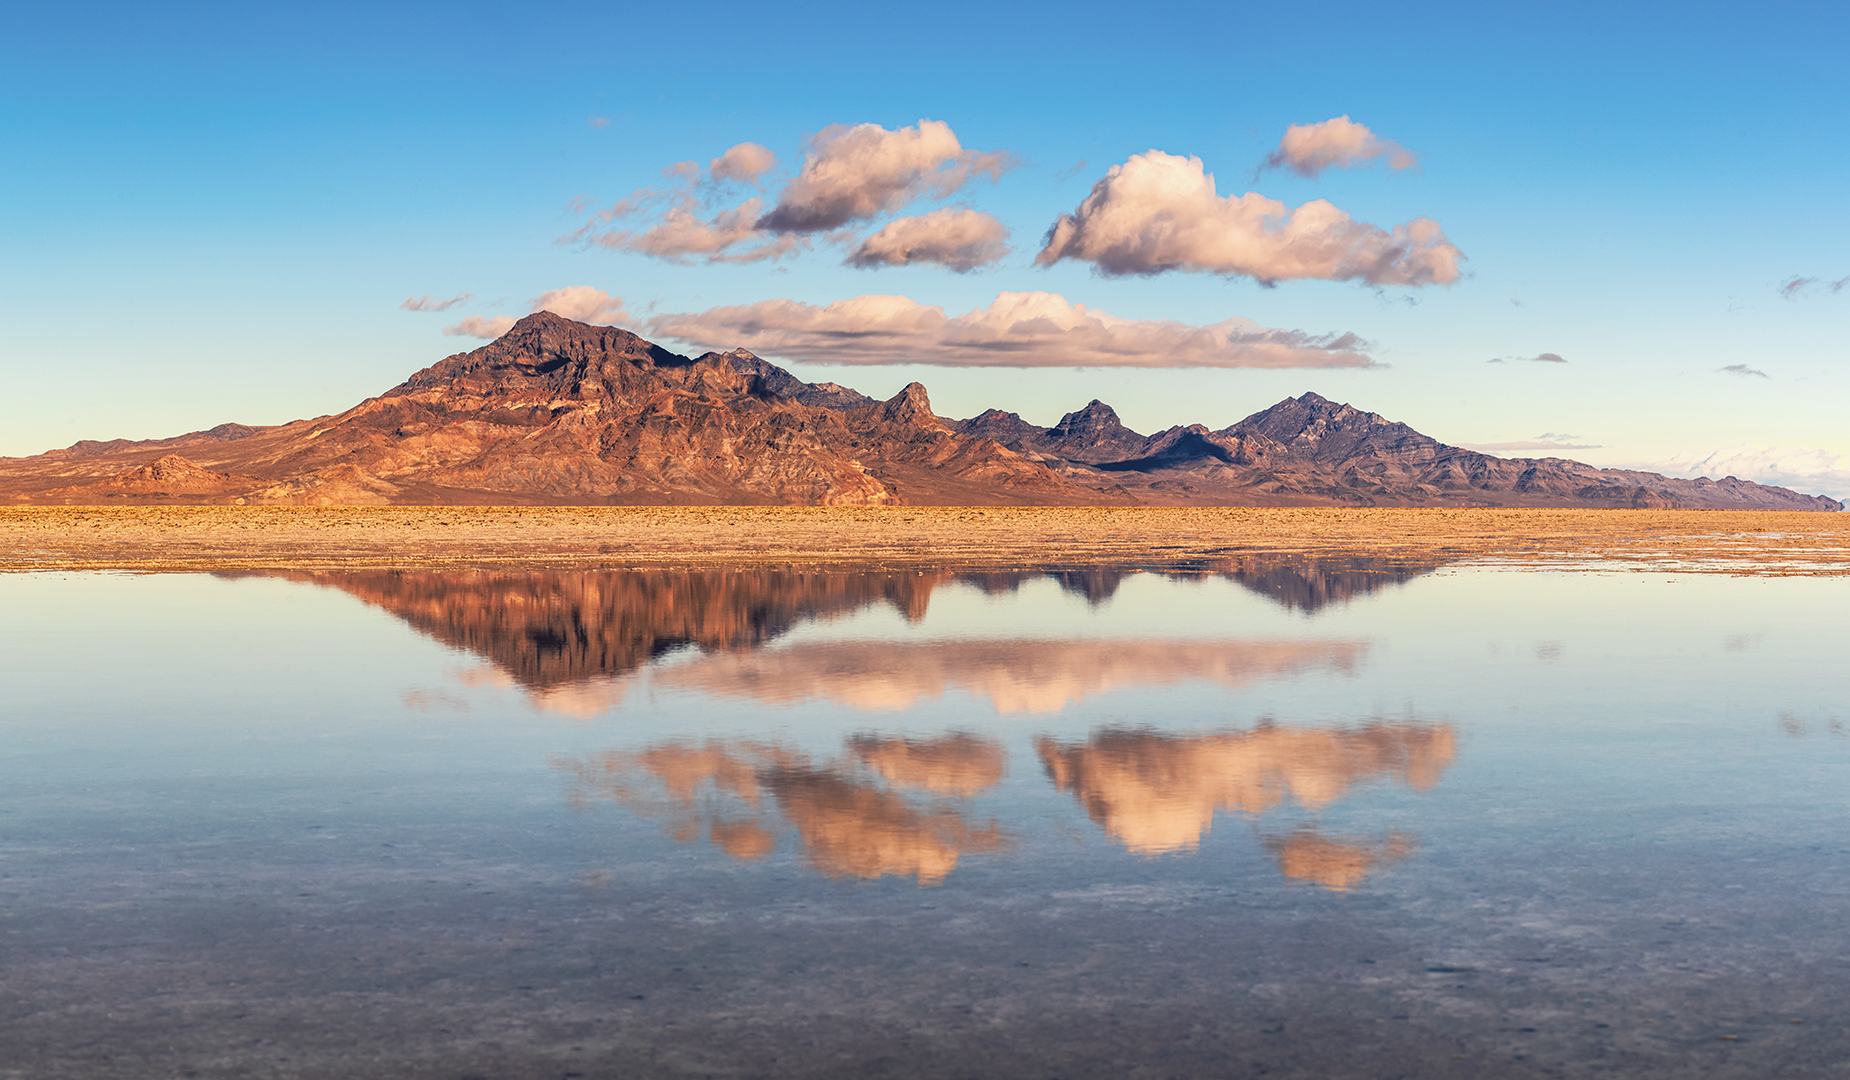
[5,505,1847,576]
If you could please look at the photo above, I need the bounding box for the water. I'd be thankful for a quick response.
[2,561,1847,1078]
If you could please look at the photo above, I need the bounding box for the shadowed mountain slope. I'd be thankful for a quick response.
[955,392,1840,510]
[0,313,1092,506]
[1,312,1836,508]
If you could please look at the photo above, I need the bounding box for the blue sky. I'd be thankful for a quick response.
[4,0,1847,496]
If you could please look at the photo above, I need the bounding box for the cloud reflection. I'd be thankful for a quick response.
[656,638,1365,714]
[1036,722,1455,857]
[555,736,1008,886]
[1264,827,1418,891]
[558,720,1452,890]
[850,732,1007,796]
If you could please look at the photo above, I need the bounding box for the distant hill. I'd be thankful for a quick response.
[0,312,1837,510]
[950,396,1841,510]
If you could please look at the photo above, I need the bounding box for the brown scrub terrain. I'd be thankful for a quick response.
[2,506,1846,575]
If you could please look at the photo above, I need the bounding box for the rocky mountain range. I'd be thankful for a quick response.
[1,311,1838,509]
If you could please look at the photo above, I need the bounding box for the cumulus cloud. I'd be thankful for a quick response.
[1488,352,1567,364]
[531,285,629,325]
[757,120,1011,233]
[846,208,1010,271]
[567,122,1011,267]
[709,142,777,186]
[1720,363,1769,378]
[443,286,630,338]
[1657,443,1850,499]
[443,315,516,338]
[595,195,783,263]
[1035,151,1462,286]
[1260,115,1418,178]
[401,292,472,312]
[1779,274,1850,299]
[647,290,1375,369]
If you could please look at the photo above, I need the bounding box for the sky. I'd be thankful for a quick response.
[3,0,1847,498]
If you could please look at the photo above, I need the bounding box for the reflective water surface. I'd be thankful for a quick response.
[3,559,1847,1078]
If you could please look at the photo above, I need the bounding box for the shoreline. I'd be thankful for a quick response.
[3,506,1847,575]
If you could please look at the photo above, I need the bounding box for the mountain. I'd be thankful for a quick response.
[0,313,1093,506]
[953,392,1841,510]
[0,312,1838,509]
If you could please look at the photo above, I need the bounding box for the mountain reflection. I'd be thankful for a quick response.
[654,639,1364,714]
[263,555,1435,700]
[1036,722,1456,856]
[554,736,1008,886]
[261,569,940,690]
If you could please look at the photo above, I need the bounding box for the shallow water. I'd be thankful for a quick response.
[3,560,1848,1078]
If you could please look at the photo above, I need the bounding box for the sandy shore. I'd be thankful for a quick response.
[2,506,1847,575]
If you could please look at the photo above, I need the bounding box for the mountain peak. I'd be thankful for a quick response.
[891,381,932,407]
[879,381,943,428]
[491,311,655,350]
[6,320,1839,511]
[1052,399,1125,435]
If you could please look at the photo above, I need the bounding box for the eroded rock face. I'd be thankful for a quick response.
[0,313,1838,508]
[964,390,1843,510]
[0,313,1087,506]
[719,350,874,411]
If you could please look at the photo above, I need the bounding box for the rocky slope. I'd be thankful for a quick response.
[954,395,1841,510]
[0,312,1837,509]
[0,313,1093,506]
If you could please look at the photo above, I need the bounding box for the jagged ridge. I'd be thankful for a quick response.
[0,312,1837,510]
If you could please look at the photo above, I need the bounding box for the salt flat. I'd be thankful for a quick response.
[3,505,1847,575]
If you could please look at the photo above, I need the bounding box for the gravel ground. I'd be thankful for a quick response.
[3,506,1847,575]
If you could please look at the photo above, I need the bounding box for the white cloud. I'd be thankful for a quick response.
[1656,443,1850,499]
[647,290,1375,369]
[568,121,1011,266]
[846,208,1010,271]
[531,285,629,325]
[1035,151,1462,286]
[401,292,471,312]
[757,120,1011,232]
[1261,115,1418,177]
[443,315,517,338]
[1720,363,1769,378]
[708,142,777,186]
[1488,352,1567,364]
[590,191,808,264]
[443,286,630,338]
